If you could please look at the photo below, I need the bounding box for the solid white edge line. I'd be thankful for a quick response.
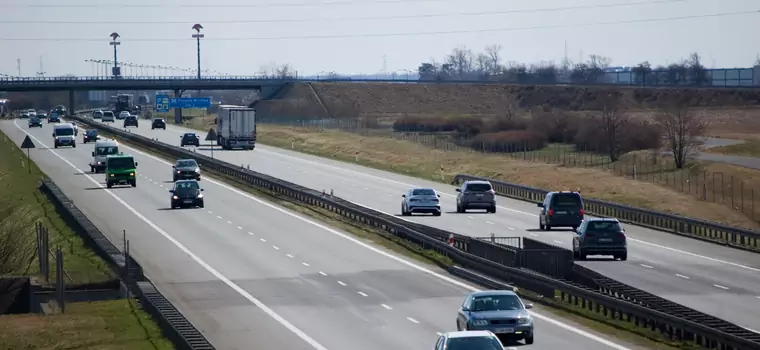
[11,120,330,350]
[243,130,760,274]
[55,119,631,349]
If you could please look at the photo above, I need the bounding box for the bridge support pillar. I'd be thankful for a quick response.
[173,89,182,124]
[68,90,76,116]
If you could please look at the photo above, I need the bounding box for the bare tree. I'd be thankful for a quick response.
[484,44,503,74]
[754,54,760,66]
[445,47,474,79]
[655,100,706,169]
[596,92,628,161]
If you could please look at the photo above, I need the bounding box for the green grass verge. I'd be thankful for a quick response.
[112,128,688,349]
[706,139,760,157]
[0,299,174,350]
[0,131,113,285]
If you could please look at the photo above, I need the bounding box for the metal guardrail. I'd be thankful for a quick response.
[71,114,760,349]
[39,178,215,350]
[452,174,760,252]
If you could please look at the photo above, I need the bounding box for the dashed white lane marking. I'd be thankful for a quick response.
[553,240,563,244]
[406,317,420,324]
[216,215,222,219]
[714,284,730,290]
[381,304,392,310]
[640,264,653,269]
[486,221,494,225]
[529,233,538,237]
[318,271,327,276]
[357,292,368,297]
[436,332,443,336]
[207,210,212,214]
[247,232,254,236]
[286,254,294,258]
[272,245,280,250]
[301,262,310,267]
[676,274,690,279]
[227,220,233,224]
[260,238,267,242]
[337,281,347,286]
[508,227,515,231]
[237,226,243,230]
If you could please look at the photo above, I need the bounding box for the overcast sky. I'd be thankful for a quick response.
[0,0,758,77]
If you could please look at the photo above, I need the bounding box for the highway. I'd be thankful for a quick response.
[0,118,640,350]
[98,119,760,331]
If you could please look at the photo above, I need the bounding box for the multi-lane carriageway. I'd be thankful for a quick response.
[1,120,644,350]
[90,118,760,331]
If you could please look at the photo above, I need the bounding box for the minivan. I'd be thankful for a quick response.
[52,123,76,148]
[456,180,496,213]
[538,191,584,230]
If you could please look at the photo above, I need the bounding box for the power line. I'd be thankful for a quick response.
[0,0,688,24]
[0,0,476,8]
[0,10,756,42]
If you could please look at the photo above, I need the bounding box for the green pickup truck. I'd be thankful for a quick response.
[105,154,138,188]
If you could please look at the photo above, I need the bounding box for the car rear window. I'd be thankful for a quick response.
[412,189,435,196]
[553,193,582,207]
[465,183,492,192]
[447,337,503,350]
[587,221,622,232]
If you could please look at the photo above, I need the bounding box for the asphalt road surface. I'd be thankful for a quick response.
[93,120,760,332]
[0,119,644,350]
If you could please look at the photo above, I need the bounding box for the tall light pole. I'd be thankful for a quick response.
[192,24,204,79]
[109,32,121,78]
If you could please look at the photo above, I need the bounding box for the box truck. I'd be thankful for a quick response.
[216,105,256,150]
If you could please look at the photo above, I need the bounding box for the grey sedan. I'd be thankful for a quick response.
[401,188,441,216]
[456,290,534,345]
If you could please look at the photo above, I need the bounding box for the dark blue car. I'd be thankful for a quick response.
[456,290,534,345]
[47,113,60,123]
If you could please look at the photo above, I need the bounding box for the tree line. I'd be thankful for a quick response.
[417,45,715,86]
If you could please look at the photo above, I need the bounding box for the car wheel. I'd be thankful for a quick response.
[90,166,94,173]
[433,210,441,217]
[72,143,76,148]
[572,226,578,231]
[525,334,534,345]
[539,222,545,230]
[578,249,586,260]
[488,205,496,213]
[54,143,58,149]
[106,181,113,189]
[545,225,552,230]
[619,252,628,261]
[130,180,136,187]
[199,202,204,208]
[401,206,408,216]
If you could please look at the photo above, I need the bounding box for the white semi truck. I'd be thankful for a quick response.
[216,105,256,150]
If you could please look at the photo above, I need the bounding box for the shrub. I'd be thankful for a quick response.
[528,108,580,143]
[572,118,661,154]
[392,116,484,136]
[470,130,548,153]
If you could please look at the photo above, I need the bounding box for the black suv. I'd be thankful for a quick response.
[538,191,584,230]
[180,132,200,147]
[572,218,627,261]
[123,115,138,127]
[172,159,201,181]
[151,118,166,130]
[455,180,496,213]
[169,180,204,209]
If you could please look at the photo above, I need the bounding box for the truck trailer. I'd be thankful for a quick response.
[216,105,256,150]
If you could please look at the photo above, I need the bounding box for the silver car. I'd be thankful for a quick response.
[456,180,496,213]
[434,331,503,350]
[92,110,103,119]
[401,188,441,216]
[456,290,534,345]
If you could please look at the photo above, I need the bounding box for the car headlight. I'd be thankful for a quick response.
[129,172,134,176]
[471,319,489,326]
[110,174,114,177]
[172,195,178,200]
[177,170,181,174]
[196,194,203,198]
[517,316,531,324]
[195,168,200,173]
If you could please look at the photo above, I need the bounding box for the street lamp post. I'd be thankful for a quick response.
[109,32,121,78]
[192,24,204,80]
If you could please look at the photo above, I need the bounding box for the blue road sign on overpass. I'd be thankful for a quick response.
[169,97,211,109]
[155,94,170,112]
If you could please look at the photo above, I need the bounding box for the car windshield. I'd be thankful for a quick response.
[126,116,136,120]
[175,181,200,191]
[108,157,134,169]
[465,183,492,192]
[85,130,98,136]
[447,336,503,350]
[183,134,197,139]
[96,146,118,156]
[553,193,581,206]
[587,221,622,232]
[37,114,47,118]
[412,189,436,196]
[176,160,197,168]
[94,111,102,115]
[103,112,114,116]
[54,128,74,136]
[471,295,523,311]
